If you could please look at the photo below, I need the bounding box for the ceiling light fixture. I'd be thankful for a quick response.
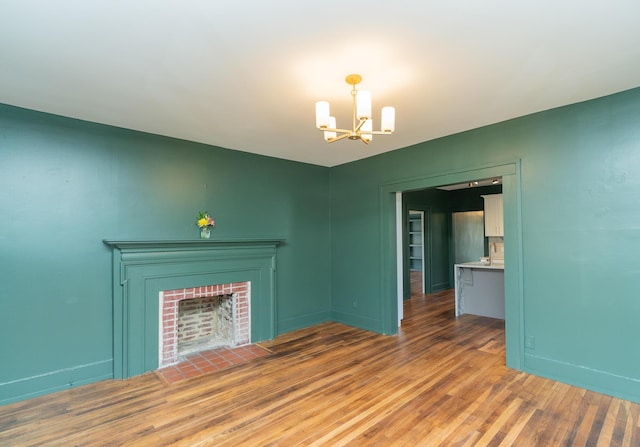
[315,74,395,144]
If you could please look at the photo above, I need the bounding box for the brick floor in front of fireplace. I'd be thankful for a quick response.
[157,344,273,385]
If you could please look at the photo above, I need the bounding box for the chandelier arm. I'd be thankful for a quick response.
[360,137,370,145]
[326,133,351,143]
[354,118,367,133]
[368,130,393,135]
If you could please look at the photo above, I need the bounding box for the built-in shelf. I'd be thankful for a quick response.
[408,213,423,272]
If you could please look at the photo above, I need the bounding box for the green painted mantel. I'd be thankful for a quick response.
[104,239,283,379]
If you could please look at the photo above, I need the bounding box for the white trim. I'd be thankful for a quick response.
[396,192,404,326]
[158,291,164,367]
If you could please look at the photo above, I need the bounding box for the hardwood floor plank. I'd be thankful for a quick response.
[1,288,638,446]
[597,398,620,447]
[496,403,538,447]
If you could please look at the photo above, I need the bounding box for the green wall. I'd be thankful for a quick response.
[447,184,503,213]
[331,87,640,403]
[0,105,331,404]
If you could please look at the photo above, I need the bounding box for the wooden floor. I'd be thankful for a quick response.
[1,288,639,446]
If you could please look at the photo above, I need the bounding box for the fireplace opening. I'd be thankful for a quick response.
[159,281,251,368]
[177,294,234,357]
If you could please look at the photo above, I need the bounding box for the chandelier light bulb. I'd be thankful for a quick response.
[315,101,330,128]
[381,107,396,133]
[356,91,372,120]
[324,116,337,142]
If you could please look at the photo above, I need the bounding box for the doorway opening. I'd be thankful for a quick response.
[400,178,502,304]
[383,162,523,370]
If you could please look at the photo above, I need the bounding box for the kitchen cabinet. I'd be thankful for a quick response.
[481,194,503,237]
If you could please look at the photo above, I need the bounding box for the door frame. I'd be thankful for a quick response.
[380,161,524,370]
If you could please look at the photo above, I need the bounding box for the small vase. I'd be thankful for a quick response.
[200,226,211,239]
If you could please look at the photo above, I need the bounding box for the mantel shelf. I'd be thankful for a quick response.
[103,238,285,250]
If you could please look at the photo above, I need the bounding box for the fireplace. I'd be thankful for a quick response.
[104,239,281,379]
[159,282,250,368]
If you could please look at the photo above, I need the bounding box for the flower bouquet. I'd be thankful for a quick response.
[196,211,215,239]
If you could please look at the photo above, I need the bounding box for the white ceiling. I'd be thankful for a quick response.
[2,1,640,167]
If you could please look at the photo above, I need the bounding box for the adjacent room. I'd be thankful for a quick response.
[1,1,640,445]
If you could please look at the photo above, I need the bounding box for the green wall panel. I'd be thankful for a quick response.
[0,104,331,404]
[330,87,640,403]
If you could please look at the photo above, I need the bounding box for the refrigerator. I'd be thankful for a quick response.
[452,211,485,264]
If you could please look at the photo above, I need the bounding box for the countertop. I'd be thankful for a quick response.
[454,261,504,270]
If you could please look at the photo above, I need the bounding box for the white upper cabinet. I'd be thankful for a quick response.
[481,194,504,237]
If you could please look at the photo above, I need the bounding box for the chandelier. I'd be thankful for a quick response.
[315,74,395,144]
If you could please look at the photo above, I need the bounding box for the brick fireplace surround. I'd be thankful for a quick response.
[159,281,250,368]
